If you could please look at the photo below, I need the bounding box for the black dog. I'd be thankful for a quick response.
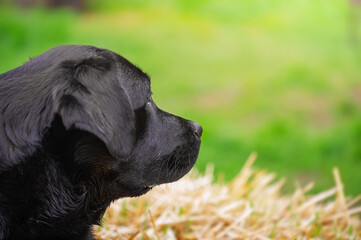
[0,45,202,240]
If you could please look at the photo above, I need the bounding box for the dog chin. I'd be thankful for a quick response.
[128,186,154,197]
[146,145,200,187]
[125,165,195,198]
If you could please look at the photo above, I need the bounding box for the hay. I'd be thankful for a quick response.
[94,153,361,239]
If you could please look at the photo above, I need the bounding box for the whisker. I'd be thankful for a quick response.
[157,152,173,181]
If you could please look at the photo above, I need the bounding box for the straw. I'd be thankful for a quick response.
[94,154,361,240]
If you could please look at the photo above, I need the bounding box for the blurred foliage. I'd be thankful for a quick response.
[1,0,361,195]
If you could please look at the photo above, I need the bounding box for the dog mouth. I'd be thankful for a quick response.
[144,142,201,187]
[143,184,156,190]
[112,139,200,198]
[118,127,201,198]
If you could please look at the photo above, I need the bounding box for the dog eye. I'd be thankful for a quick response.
[146,96,153,105]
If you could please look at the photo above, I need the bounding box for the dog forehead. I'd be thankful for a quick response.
[30,45,151,110]
[120,73,151,110]
[113,55,151,109]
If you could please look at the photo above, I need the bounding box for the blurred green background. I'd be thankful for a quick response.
[1,0,361,195]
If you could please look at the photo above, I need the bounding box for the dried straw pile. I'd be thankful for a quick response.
[94,153,361,239]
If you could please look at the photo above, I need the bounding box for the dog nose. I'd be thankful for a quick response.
[191,122,203,138]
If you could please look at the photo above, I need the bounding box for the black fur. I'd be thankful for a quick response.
[0,45,202,240]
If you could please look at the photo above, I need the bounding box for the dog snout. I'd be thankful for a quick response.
[190,121,203,138]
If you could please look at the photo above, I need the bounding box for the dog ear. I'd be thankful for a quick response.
[0,50,135,167]
[55,56,135,160]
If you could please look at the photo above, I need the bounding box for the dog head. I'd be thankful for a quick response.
[0,45,202,200]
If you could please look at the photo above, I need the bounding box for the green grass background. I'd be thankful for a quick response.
[1,0,361,195]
